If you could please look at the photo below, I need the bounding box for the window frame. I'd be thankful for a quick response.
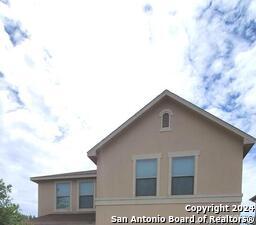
[77,179,96,211]
[55,181,72,212]
[159,109,173,131]
[132,154,161,197]
[168,151,200,196]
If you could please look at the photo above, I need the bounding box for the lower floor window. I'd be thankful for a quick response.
[79,180,94,208]
[56,182,70,209]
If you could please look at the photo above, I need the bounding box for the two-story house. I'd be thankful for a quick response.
[31,90,256,225]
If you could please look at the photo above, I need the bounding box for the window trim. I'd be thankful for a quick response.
[168,151,200,196]
[54,181,72,212]
[77,179,96,211]
[132,154,161,197]
[159,109,173,131]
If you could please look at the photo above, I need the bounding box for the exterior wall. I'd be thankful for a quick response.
[38,178,96,216]
[38,181,54,216]
[95,98,244,224]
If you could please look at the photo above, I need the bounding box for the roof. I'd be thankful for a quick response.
[250,195,256,203]
[87,89,256,163]
[29,213,95,225]
[31,170,96,183]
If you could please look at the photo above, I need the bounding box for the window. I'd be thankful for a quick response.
[171,156,195,195]
[160,109,173,130]
[79,180,94,208]
[136,159,157,196]
[162,112,170,128]
[56,183,70,209]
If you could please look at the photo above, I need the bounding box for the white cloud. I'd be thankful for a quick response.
[0,0,255,215]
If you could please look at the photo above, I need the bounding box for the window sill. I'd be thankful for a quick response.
[169,194,195,198]
[134,194,194,199]
[160,128,172,132]
[54,208,72,213]
[76,208,96,212]
[134,195,159,198]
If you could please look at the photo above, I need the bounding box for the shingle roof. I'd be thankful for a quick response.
[29,213,95,225]
[31,170,96,182]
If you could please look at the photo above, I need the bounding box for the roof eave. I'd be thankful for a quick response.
[86,90,256,163]
[31,171,97,183]
[31,174,97,183]
[88,155,97,164]
[250,195,256,203]
[243,143,254,158]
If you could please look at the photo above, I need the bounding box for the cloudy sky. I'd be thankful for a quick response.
[0,0,256,216]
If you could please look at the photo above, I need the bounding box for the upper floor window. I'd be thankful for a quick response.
[160,109,173,131]
[79,180,94,209]
[56,182,70,209]
[171,156,195,195]
[136,159,157,196]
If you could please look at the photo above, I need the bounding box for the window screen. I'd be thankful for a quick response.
[136,159,157,196]
[171,156,195,195]
[56,183,70,209]
[79,181,94,208]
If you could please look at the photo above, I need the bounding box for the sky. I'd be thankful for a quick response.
[0,0,256,216]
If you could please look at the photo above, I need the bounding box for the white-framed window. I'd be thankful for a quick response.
[56,182,71,209]
[171,156,195,195]
[79,180,94,209]
[133,154,161,197]
[136,159,157,196]
[159,109,173,131]
[169,151,199,196]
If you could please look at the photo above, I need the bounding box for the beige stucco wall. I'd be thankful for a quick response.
[38,181,54,216]
[38,178,96,216]
[97,98,243,197]
[95,98,244,224]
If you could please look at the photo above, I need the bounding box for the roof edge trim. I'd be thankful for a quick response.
[87,90,256,160]
[31,170,97,183]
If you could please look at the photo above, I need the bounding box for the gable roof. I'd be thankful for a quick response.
[87,90,256,163]
[31,170,96,183]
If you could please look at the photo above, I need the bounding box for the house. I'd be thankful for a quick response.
[31,171,96,225]
[31,90,256,225]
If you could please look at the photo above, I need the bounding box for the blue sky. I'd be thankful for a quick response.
[0,0,255,216]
